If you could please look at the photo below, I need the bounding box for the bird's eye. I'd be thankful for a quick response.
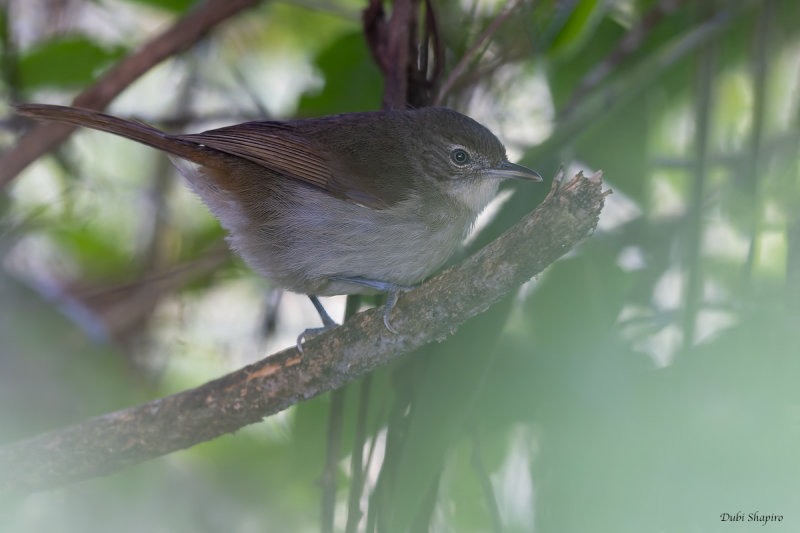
[450,148,470,166]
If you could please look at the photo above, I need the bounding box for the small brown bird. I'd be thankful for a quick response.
[16,104,541,341]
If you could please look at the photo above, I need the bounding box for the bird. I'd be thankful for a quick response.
[15,103,542,345]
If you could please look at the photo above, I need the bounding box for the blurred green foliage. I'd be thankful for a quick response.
[18,35,127,90]
[119,0,198,12]
[1,0,800,532]
[298,31,382,114]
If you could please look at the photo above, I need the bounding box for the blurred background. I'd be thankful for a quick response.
[1,0,799,531]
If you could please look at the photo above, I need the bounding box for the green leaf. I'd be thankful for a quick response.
[18,35,126,90]
[548,0,608,58]
[116,0,197,13]
[298,32,382,115]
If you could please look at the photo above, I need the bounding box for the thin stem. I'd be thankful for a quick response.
[787,219,800,314]
[435,0,523,105]
[344,374,372,533]
[682,3,716,350]
[320,388,346,533]
[320,294,362,533]
[741,0,772,293]
[471,431,504,533]
[560,0,687,119]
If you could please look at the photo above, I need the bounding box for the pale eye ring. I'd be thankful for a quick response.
[450,148,470,166]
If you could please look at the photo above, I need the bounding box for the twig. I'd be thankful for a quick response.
[0,170,608,496]
[0,0,262,188]
[435,0,523,105]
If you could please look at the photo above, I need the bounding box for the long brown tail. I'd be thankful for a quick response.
[14,103,216,166]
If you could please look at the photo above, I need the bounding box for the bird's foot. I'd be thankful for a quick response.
[329,276,413,334]
[296,323,339,353]
[297,295,339,353]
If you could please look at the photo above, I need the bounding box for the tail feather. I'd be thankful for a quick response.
[14,103,213,166]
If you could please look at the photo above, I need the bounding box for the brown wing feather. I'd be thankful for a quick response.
[179,122,389,209]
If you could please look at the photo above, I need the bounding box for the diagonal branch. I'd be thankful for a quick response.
[0,0,262,188]
[0,170,608,497]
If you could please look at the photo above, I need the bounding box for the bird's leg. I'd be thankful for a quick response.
[296,295,339,352]
[296,278,413,351]
[309,294,338,327]
[329,276,414,334]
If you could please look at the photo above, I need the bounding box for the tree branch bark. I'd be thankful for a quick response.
[0,170,608,496]
[363,0,422,109]
[0,0,262,188]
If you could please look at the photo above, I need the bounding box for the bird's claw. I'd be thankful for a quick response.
[382,288,411,335]
[296,323,339,353]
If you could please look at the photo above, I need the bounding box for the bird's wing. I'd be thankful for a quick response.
[178,121,395,209]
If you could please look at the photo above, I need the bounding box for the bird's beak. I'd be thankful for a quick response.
[488,161,543,182]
